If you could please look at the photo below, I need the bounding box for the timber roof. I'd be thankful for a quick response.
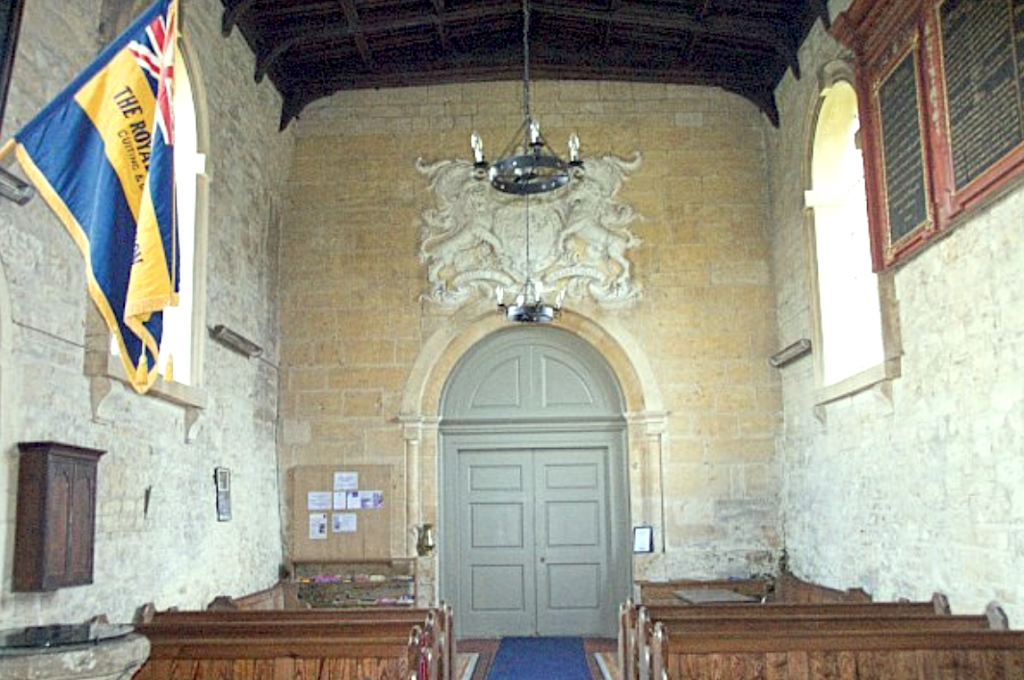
[219,0,831,128]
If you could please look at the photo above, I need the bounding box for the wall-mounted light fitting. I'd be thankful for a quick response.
[209,325,262,358]
[769,338,812,368]
[0,166,34,205]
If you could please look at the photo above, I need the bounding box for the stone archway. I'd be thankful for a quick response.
[399,309,668,606]
[439,325,628,637]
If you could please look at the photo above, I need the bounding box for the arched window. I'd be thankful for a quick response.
[158,49,201,385]
[805,73,898,397]
[101,40,207,403]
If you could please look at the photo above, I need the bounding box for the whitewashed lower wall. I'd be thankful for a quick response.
[0,0,292,627]
[767,0,1024,625]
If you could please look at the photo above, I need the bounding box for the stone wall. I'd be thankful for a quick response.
[766,0,1024,624]
[0,0,292,626]
[279,80,783,586]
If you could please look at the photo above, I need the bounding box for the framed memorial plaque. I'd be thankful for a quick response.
[873,45,933,258]
[835,0,1024,268]
[932,0,1024,213]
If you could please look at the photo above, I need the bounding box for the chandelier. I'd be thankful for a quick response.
[476,0,581,322]
[494,193,568,323]
[470,0,583,195]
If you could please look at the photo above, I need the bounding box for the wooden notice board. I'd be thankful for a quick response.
[289,465,393,562]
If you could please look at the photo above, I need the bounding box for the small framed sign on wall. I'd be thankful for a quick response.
[633,525,654,554]
[215,467,231,521]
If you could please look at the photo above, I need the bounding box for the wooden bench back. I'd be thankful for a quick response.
[637,578,771,605]
[149,607,433,624]
[769,571,872,603]
[139,619,424,641]
[651,622,1024,680]
[654,613,990,633]
[134,605,452,680]
[621,597,1012,680]
[644,599,942,619]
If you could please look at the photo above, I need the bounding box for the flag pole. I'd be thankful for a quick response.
[0,138,16,162]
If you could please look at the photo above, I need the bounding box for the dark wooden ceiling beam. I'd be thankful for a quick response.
[431,0,451,52]
[808,0,831,30]
[600,0,622,48]
[254,1,791,65]
[256,0,801,87]
[721,82,780,127]
[283,48,773,93]
[253,1,517,83]
[678,0,713,66]
[276,58,777,130]
[221,0,819,130]
[531,1,801,79]
[221,0,257,37]
[256,0,515,37]
[337,0,374,67]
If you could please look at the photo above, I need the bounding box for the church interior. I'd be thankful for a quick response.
[1,0,1023,676]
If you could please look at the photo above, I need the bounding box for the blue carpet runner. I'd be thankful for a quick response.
[485,637,591,680]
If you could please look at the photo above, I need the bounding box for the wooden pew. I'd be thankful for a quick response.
[134,605,453,680]
[637,573,871,607]
[649,621,1024,680]
[147,607,435,624]
[637,578,771,605]
[619,596,1006,680]
[409,621,439,680]
[768,571,872,603]
[620,595,944,680]
[643,592,949,618]
[134,628,411,680]
[205,581,301,610]
[646,612,992,633]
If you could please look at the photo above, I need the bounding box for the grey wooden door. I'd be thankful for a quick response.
[457,445,612,637]
[534,447,610,635]
[440,326,629,638]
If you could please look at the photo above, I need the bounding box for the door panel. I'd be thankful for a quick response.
[535,448,609,636]
[459,452,535,636]
[471,564,526,611]
[547,563,600,609]
[455,446,612,637]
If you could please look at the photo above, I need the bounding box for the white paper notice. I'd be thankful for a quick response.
[332,491,346,510]
[346,491,360,509]
[309,513,328,539]
[334,472,359,491]
[333,513,357,533]
[307,491,332,510]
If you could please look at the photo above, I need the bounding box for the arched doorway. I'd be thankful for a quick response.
[439,325,630,638]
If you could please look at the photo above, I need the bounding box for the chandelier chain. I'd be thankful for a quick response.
[525,192,531,281]
[522,0,531,126]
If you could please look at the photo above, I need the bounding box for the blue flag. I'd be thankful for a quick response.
[2,0,178,393]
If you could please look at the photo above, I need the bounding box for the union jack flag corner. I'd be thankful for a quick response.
[0,0,179,394]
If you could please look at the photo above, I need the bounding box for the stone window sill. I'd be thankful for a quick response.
[88,353,206,442]
[815,356,901,407]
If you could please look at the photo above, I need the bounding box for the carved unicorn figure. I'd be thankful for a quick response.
[557,152,643,303]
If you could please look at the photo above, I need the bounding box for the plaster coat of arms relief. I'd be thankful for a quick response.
[416,152,644,309]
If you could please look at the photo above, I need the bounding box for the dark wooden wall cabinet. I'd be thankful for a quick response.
[14,442,105,591]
